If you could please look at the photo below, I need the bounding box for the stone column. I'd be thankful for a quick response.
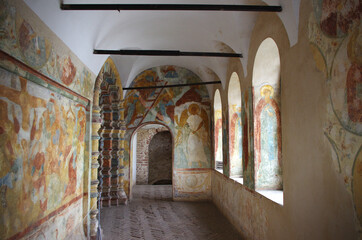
[100,91,112,207]
[90,105,101,238]
[117,100,128,204]
[90,74,102,239]
[110,86,121,205]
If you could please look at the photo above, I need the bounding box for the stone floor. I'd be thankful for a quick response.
[100,185,242,240]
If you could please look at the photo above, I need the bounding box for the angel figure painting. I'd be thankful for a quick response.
[175,103,211,168]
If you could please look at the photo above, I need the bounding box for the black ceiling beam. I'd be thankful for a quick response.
[61,4,282,12]
[93,49,242,58]
[124,81,221,90]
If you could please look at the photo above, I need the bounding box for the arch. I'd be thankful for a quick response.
[90,57,126,237]
[228,72,243,179]
[214,89,223,172]
[252,37,282,190]
[129,122,174,200]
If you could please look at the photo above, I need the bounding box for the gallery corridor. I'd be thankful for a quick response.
[100,185,242,240]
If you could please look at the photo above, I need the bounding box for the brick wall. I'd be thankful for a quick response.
[149,131,172,185]
[136,126,168,184]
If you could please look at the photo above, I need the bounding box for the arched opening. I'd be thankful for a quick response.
[129,122,174,200]
[228,73,243,181]
[149,131,173,185]
[252,38,282,193]
[124,65,211,201]
[214,89,223,173]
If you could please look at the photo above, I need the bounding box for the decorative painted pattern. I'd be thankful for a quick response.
[124,66,212,200]
[308,0,362,233]
[0,0,95,99]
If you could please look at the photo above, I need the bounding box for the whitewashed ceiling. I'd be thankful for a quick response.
[24,0,300,91]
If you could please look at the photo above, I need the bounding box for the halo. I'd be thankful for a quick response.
[188,103,200,115]
[260,85,274,98]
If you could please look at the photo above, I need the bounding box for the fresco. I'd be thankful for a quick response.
[214,110,223,170]
[243,89,255,190]
[174,169,211,200]
[254,85,282,190]
[0,67,87,239]
[124,66,211,199]
[0,0,95,99]
[22,199,85,240]
[222,110,230,176]
[308,0,362,230]
[229,104,243,177]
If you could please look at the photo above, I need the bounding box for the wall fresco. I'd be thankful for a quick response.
[243,89,255,190]
[124,66,211,199]
[254,85,282,190]
[0,67,87,239]
[214,110,223,170]
[174,169,211,200]
[308,0,362,231]
[229,104,243,177]
[222,109,230,177]
[23,198,86,240]
[0,0,95,99]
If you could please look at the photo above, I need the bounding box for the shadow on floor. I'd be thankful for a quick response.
[100,185,243,240]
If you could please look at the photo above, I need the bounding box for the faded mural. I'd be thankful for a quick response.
[229,104,243,177]
[228,73,243,178]
[243,88,255,190]
[124,66,212,200]
[0,67,87,239]
[214,109,223,171]
[308,0,362,231]
[0,0,94,99]
[254,85,282,190]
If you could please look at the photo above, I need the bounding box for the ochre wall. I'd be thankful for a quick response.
[0,0,94,239]
[211,0,361,239]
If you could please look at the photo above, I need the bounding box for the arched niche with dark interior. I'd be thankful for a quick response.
[148,131,173,185]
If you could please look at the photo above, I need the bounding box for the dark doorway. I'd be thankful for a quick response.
[148,131,172,185]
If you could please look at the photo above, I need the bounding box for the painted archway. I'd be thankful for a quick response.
[124,66,212,201]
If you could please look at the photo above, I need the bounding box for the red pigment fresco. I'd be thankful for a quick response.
[254,98,281,170]
[347,63,362,123]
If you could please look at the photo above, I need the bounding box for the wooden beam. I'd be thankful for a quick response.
[93,49,242,58]
[61,4,282,12]
[123,81,221,90]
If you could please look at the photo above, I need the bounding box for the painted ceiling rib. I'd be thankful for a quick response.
[123,81,221,90]
[93,49,243,58]
[60,4,282,12]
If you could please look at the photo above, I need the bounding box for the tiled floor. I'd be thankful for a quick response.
[100,185,242,240]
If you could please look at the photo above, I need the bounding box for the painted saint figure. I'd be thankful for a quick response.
[176,103,209,168]
[229,105,243,177]
[254,85,282,190]
[214,110,223,170]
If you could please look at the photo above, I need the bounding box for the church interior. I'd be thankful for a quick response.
[0,0,361,239]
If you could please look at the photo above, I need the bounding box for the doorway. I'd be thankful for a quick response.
[130,123,173,200]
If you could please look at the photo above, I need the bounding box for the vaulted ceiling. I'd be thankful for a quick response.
[24,0,300,91]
